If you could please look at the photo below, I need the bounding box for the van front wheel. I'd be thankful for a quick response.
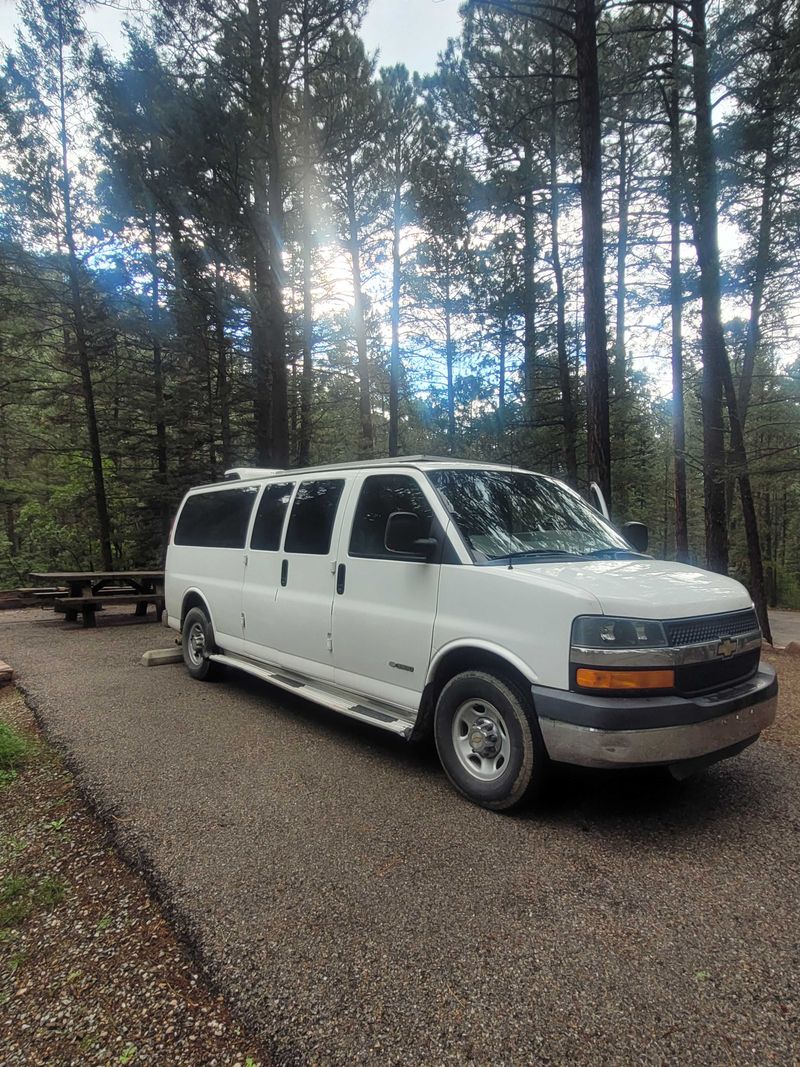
[182,607,220,681]
[434,671,547,811]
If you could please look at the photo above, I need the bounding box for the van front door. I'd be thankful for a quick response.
[271,477,350,682]
[331,472,441,712]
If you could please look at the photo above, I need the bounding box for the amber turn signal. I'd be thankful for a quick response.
[575,667,675,691]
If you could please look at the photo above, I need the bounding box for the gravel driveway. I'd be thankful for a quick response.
[1,609,798,1066]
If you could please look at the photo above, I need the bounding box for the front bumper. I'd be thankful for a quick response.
[533,665,777,769]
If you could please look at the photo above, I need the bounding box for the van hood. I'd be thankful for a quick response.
[507,557,753,620]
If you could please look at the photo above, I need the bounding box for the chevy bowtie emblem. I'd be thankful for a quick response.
[717,637,737,658]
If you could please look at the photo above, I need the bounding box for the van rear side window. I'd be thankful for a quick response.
[284,479,344,554]
[250,482,294,551]
[174,487,258,548]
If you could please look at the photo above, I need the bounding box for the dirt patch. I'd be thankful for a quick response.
[0,686,267,1067]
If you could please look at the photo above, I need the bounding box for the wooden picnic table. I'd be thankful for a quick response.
[30,570,165,627]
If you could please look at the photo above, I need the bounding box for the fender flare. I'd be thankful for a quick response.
[180,588,217,634]
[425,638,539,689]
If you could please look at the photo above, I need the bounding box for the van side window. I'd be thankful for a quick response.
[349,475,433,559]
[284,479,344,554]
[250,482,294,551]
[174,487,258,549]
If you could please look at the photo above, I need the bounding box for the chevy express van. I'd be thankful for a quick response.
[164,457,777,810]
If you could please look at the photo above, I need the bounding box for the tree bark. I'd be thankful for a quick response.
[614,108,629,398]
[549,38,578,484]
[669,9,689,563]
[690,0,728,573]
[690,0,771,640]
[297,32,314,468]
[213,254,232,469]
[345,158,373,455]
[444,259,456,451]
[0,361,17,557]
[498,321,507,430]
[247,0,272,465]
[388,142,402,457]
[57,0,113,571]
[521,141,537,435]
[149,212,169,540]
[740,106,776,427]
[265,0,289,466]
[575,0,611,505]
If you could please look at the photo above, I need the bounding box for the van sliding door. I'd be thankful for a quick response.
[269,477,353,682]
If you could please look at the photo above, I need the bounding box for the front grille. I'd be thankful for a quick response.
[665,609,759,647]
[675,649,760,696]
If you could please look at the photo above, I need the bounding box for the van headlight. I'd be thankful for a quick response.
[570,616,674,693]
[571,616,667,649]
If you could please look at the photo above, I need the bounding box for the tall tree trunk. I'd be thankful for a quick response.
[614,109,629,397]
[297,33,314,468]
[690,0,771,640]
[345,159,373,455]
[265,0,289,466]
[740,107,776,427]
[548,39,578,484]
[690,0,728,573]
[613,108,630,513]
[444,261,456,451]
[0,362,16,558]
[498,321,507,430]
[57,0,112,571]
[669,9,689,563]
[213,255,232,469]
[247,0,272,465]
[251,171,273,465]
[149,213,169,541]
[575,0,611,505]
[388,144,402,457]
[203,330,218,477]
[521,141,537,436]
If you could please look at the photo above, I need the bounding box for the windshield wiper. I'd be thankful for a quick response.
[490,549,583,562]
[580,547,642,559]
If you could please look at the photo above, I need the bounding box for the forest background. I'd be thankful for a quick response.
[0,0,798,642]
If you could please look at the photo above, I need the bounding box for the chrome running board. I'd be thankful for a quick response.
[208,652,415,739]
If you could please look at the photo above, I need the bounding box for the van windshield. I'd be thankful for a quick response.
[427,468,634,562]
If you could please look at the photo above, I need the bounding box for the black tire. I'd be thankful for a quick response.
[434,670,548,811]
[181,606,220,681]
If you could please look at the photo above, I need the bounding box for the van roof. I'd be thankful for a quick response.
[191,455,536,491]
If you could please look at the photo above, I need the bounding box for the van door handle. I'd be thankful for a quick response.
[336,563,346,594]
[280,559,288,587]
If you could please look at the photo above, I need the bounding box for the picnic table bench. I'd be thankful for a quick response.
[29,571,165,628]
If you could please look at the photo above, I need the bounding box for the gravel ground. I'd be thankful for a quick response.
[1,608,799,1066]
[768,608,800,648]
[0,684,266,1067]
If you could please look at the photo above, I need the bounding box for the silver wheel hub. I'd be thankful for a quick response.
[452,700,511,782]
[469,716,501,758]
[187,621,206,665]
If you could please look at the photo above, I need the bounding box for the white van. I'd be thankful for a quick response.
[164,457,777,810]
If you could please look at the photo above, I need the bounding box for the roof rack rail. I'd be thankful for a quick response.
[223,467,285,480]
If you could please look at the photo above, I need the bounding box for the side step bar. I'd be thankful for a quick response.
[207,653,414,739]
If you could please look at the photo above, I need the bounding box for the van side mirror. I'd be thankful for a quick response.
[384,511,438,560]
[621,521,649,553]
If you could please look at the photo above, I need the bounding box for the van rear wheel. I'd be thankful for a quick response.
[182,607,220,681]
[434,670,547,811]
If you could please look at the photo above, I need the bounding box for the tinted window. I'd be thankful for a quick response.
[284,480,344,554]
[250,482,294,551]
[174,487,258,549]
[349,475,433,558]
